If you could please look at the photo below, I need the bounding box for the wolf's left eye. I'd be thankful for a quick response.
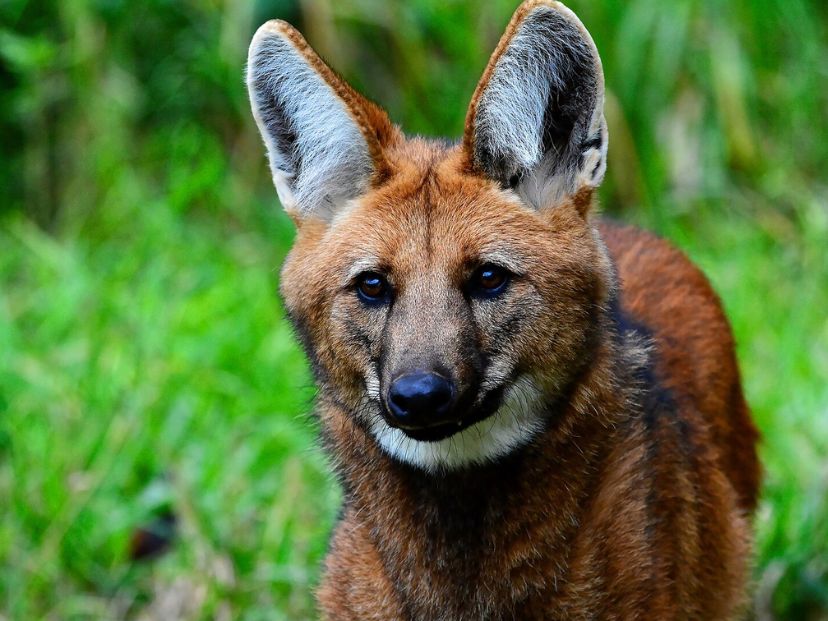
[356,272,390,304]
[470,264,510,297]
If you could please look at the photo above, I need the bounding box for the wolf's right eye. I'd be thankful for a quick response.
[356,272,390,304]
[469,263,510,298]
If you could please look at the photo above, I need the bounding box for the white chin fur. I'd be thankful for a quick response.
[369,375,544,472]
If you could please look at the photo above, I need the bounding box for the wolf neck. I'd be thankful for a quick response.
[323,309,638,612]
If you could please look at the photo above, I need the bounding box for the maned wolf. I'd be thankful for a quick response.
[246,1,760,619]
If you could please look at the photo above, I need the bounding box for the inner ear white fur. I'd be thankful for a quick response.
[470,3,608,208]
[246,22,374,220]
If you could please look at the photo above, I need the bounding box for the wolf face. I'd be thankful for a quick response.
[246,1,611,472]
[280,156,613,471]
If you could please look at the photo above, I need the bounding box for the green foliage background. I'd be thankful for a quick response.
[1,0,826,618]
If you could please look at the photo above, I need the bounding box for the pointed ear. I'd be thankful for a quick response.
[246,21,396,221]
[464,1,608,210]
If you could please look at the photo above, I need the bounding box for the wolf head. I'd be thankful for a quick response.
[246,1,613,472]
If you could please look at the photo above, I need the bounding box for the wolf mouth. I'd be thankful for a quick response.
[388,382,510,443]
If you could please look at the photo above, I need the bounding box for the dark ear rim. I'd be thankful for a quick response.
[247,20,399,188]
[462,0,606,186]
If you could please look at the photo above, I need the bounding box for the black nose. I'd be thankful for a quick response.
[386,372,456,429]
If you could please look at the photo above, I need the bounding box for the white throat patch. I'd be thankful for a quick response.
[369,374,545,472]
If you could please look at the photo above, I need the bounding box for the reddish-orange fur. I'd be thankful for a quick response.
[280,143,759,620]
[247,3,760,619]
[601,223,760,514]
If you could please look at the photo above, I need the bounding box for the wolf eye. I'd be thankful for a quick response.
[470,264,510,297]
[356,272,389,304]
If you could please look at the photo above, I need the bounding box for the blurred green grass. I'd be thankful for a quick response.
[1,0,827,618]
